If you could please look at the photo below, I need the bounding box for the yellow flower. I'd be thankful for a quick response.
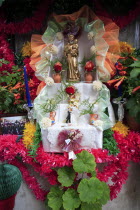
[119,42,135,54]
[21,41,32,57]
[112,121,129,137]
[22,122,36,148]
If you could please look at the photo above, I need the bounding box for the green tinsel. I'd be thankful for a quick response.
[103,129,119,155]
[28,123,42,157]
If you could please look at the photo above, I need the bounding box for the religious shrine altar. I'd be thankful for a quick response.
[0,2,140,210]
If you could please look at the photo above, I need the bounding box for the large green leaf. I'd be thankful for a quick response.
[77,178,102,203]
[62,189,81,210]
[77,177,109,204]
[81,202,102,210]
[57,167,75,187]
[47,186,64,210]
[130,68,140,78]
[129,61,140,67]
[73,150,96,173]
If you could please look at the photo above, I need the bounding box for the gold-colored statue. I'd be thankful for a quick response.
[64,34,80,81]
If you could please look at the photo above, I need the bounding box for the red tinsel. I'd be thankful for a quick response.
[0,0,53,34]
[0,131,140,201]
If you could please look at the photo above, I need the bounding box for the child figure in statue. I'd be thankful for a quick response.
[64,34,80,81]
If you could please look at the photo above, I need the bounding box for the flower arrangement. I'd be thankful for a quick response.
[46,150,110,210]
[58,129,83,152]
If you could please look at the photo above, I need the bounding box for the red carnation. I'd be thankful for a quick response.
[65,86,76,95]
[54,62,62,73]
[84,61,94,72]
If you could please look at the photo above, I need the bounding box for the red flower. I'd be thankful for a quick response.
[54,62,62,73]
[65,86,76,95]
[115,62,123,71]
[84,61,94,72]
[14,93,21,100]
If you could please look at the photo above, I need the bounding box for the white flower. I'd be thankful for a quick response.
[90,45,96,55]
[40,117,52,129]
[56,32,64,41]
[87,31,94,40]
[93,80,102,91]
[45,77,54,86]
[94,120,103,127]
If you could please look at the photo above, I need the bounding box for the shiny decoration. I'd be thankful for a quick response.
[112,98,126,121]
[21,41,32,57]
[64,34,80,81]
[57,129,83,152]
[22,122,36,148]
[119,41,135,54]
[112,121,129,137]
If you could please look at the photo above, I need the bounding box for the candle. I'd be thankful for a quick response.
[23,66,32,107]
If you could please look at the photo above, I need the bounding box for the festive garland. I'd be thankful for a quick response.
[0,127,140,202]
[0,0,52,34]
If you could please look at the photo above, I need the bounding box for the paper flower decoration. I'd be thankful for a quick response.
[56,32,64,41]
[45,77,54,86]
[87,31,94,40]
[65,86,76,95]
[53,62,62,73]
[93,80,102,91]
[40,117,52,129]
[90,45,96,55]
[84,61,94,72]
[58,129,83,152]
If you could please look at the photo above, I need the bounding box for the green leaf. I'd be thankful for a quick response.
[57,167,75,187]
[77,177,103,203]
[129,61,140,67]
[78,177,110,205]
[73,150,96,173]
[99,182,110,205]
[62,189,81,210]
[81,202,102,210]
[47,186,64,210]
[130,68,140,78]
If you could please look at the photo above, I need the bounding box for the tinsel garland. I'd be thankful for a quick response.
[0,0,52,34]
[0,130,140,201]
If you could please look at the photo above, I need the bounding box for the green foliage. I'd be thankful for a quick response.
[73,150,96,173]
[79,97,100,115]
[62,189,81,210]
[47,186,64,210]
[103,129,119,155]
[47,150,110,210]
[41,98,58,113]
[78,177,110,205]
[28,123,42,157]
[57,167,75,187]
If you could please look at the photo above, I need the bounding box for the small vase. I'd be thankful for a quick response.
[49,111,56,125]
[53,73,61,83]
[90,113,98,125]
[85,72,93,83]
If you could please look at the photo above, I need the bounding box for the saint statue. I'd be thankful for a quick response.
[64,34,80,81]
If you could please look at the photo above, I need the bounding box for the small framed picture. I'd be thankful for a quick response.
[0,115,27,135]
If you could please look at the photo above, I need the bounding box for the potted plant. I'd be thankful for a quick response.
[79,98,100,125]
[46,150,110,210]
